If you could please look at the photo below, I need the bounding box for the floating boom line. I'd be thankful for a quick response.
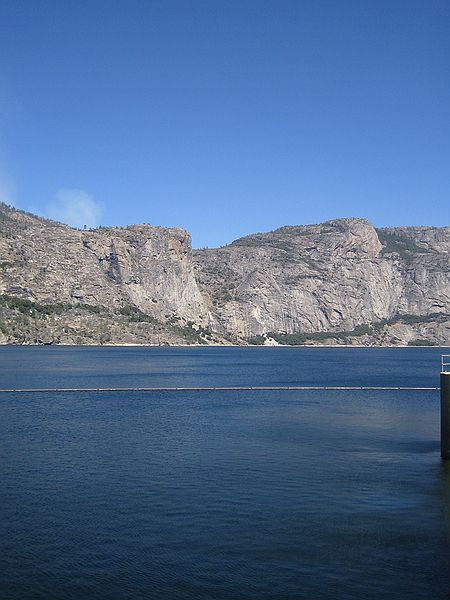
[0,385,440,394]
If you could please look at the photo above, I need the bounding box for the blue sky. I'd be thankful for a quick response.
[0,0,448,247]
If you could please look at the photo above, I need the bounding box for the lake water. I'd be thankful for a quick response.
[1,346,449,599]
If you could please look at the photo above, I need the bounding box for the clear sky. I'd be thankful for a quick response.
[0,0,448,247]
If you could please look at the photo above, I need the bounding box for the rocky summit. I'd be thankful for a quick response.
[0,203,449,346]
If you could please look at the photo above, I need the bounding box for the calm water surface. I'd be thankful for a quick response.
[1,346,449,599]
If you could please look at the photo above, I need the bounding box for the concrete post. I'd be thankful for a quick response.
[441,371,450,459]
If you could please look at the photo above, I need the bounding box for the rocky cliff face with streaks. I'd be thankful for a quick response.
[0,203,449,346]
[192,219,450,346]
[0,203,213,345]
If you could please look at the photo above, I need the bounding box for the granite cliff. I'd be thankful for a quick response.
[193,219,450,346]
[0,203,449,346]
[0,203,212,345]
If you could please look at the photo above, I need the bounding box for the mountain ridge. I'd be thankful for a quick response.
[1,203,449,346]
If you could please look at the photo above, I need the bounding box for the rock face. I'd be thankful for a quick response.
[0,205,205,319]
[0,203,212,345]
[193,219,450,346]
[0,203,449,346]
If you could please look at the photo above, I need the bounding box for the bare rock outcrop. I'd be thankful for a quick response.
[193,219,450,345]
[0,203,213,345]
[1,204,449,346]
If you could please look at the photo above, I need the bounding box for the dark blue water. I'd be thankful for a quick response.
[1,346,449,599]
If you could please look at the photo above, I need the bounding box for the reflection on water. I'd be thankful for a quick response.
[0,347,450,600]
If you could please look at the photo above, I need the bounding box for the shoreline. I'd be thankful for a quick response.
[0,343,449,349]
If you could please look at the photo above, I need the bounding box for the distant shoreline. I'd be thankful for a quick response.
[1,343,448,349]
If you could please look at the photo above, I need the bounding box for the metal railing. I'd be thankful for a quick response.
[442,355,450,373]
